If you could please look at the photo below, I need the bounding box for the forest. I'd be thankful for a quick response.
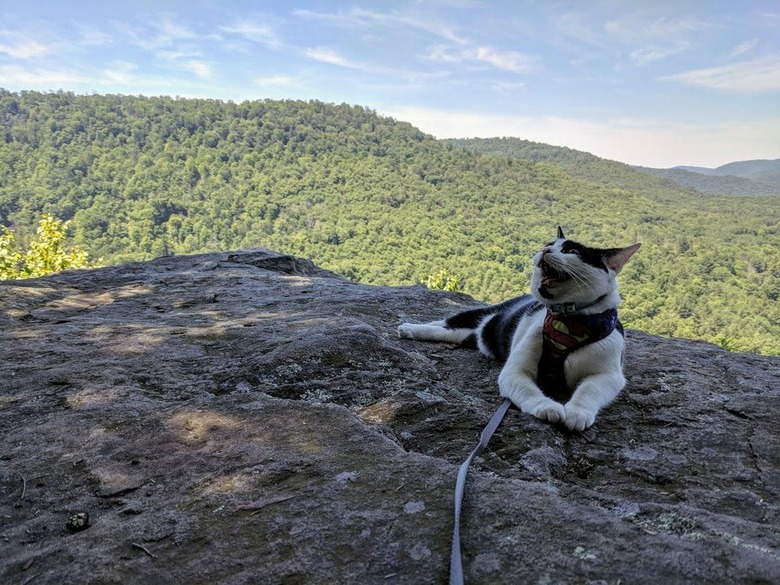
[1,90,778,355]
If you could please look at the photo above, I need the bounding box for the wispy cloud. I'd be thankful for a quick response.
[491,80,526,93]
[294,7,465,44]
[103,61,138,84]
[0,30,58,59]
[220,20,282,49]
[555,11,610,49]
[303,46,384,73]
[629,42,689,66]
[97,61,210,94]
[730,38,758,58]
[426,44,536,74]
[153,49,213,80]
[304,47,352,68]
[123,17,199,51]
[471,46,535,74]
[665,54,780,93]
[605,15,714,43]
[74,23,113,47]
[556,10,711,66]
[296,7,533,77]
[254,74,303,88]
[180,60,213,80]
[0,64,86,86]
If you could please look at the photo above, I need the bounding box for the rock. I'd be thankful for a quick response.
[0,248,778,584]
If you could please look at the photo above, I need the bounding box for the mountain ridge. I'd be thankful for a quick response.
[444,137,779,195]
[637,165,779,196]
[676,158,780,184]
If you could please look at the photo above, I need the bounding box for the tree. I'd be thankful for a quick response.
[0,214,90,279]
[0,228,23,279]
[426,269,462,292]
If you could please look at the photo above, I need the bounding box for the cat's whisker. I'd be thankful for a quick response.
[563,265,591,292]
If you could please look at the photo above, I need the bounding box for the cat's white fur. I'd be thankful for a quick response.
[398,236,640,431]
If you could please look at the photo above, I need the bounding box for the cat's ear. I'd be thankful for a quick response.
[604,243,641,273]
[557,225,565,240]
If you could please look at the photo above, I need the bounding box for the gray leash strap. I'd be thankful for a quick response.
[450,398,512,585]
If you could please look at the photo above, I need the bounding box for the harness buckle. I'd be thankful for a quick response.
[553,302,578,315]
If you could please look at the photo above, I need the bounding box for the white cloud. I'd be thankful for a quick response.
[103,61,138,84]
[381,106,780,168]
[74,23,113,47]
[556,10,708,67]
[294,7,465,45]
[156,20,198,43]
[629,42,689,66]
[471,46,535,74]
[304,47,352,67]
[146,41,213,81]
[157,49,201,61]
[665,54,780,93]
[0,30,57,59]
[124,18,199,51]
[426,44,535,74]
[491,80,526,92]
[730,39,758,58]
[555,11,609,49]
[220,21,281,49]
[0,64,86,86]
[606,15,713,44]
[181,60,213,80]
[302,46,382,73]
[426,44,460,64]
[254,74,303,88]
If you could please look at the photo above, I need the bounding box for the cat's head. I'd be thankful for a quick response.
[531,226,641,309]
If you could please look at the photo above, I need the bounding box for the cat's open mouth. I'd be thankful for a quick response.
[539,259,571,286]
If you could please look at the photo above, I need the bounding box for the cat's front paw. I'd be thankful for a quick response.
[529,399,566,424]
[499,376,566,425]
[564,404,596,431]
[397,323,416,339]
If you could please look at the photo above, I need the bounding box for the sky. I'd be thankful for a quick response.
[1,0,779,168]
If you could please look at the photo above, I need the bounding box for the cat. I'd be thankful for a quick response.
[398,227,641,431]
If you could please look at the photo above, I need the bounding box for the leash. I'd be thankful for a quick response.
[450,398,512,585]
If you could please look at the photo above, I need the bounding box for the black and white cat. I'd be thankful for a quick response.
[398,227,641,431]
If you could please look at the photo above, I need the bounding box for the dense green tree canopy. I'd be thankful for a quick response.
[2,90,778,354]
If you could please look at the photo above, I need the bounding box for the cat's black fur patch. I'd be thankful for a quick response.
[446,294,542,362]
[560,240,609,271]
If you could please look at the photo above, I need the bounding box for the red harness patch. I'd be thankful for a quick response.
[537,309,619,403]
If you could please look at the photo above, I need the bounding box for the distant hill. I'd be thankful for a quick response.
[654,159,780,195]
[637,166,779,196]
[444,137,779,196]
[677,159,780,187]
[1,92,779,354]
[443,137,701,201]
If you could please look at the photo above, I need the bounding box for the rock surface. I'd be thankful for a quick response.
[1,249,779,584]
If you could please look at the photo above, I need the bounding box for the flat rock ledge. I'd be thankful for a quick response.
[1,249,778,584]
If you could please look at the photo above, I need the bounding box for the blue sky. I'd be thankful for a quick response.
[1,0,779,167]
